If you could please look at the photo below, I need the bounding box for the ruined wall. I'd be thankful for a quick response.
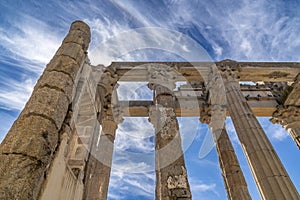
[39,61,103,200]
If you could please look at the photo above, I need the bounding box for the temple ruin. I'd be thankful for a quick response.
[0,20,299,200]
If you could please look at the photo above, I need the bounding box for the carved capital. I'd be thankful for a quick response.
[200,104,211,124]
[101,118,118,141]
[147,63,178,91]
[98,67,118,96]
[271,105,300,126]
[216,60,241,82]
[265,82,290,104]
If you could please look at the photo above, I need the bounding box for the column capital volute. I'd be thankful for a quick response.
[216,59,241,82]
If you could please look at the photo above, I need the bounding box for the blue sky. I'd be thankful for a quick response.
[0,0,300,199]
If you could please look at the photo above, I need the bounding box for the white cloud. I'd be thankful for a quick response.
[189,178,220,198]
[0,111,17,141]
[258,118,289,141]
[192,182,217,192]
[272,128,289,141]
[0,77,35,110]
[0,15,61,70]
[108,160,155,200]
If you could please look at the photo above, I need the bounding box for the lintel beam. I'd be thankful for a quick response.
[110,62,300,82]
[119,99,278,117]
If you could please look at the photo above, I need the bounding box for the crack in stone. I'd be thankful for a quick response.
[47,69,75,83]
[39,84,71,102]
[39,84,65,94]
[22,112,59,130]
[2,152,43,164]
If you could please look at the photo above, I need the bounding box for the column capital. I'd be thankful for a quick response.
[97,67,118,96]
[265,82,289,104]
[216,60,241,82]
[200,103,211,125]
[271,105,300,126]
[147,63,178,91]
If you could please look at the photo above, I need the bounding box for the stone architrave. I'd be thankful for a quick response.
[148,64,192,200]
[200,105,252,200]
[0,21,90,200]
[218,60,300,200]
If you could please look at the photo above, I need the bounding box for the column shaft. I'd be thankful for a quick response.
[215,127,252,200]
[84,119,117,200]
[0,21,90,200]
[84,69,120,200]
[149,83,192,200]
[225,81,300,200]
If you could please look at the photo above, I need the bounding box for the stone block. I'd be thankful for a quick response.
[56,42,85,65]
[46,55,80,82]
[0,115,58,163]
[36,71,74,102]
[21,87,69,129]
[0,154,45,200]
[63,29,90,50]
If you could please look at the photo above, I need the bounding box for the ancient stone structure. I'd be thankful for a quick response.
[0,21,300,200]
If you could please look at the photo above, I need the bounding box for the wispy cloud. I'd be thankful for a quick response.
[259,117,289,141]
[189,178,220,199]
[108,160,155,200]
[0,15,61,69]
[0,77,35,110]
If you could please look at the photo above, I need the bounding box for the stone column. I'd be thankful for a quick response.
[0,21,90,199]
[84,115,119,200]
[148,65,192,200]
[84,67,122,200]
[271,106,300,150]
[218,61,300,200]
[200,105,252,200]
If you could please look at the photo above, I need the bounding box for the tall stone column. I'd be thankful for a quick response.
[0,21,90,199]
[200,106,252,200]
[84,115,119,200]
[271,105,300,149]
[84,67,122,200]
[148,65,191,200]
[218,61,300,200]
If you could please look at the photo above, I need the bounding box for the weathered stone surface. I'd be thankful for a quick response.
[83,119,118,200]
[46,55,80,82]
[200,105,251,200]
[0,20,90,200]
[284,74,300,106]
[56,42,85,65]
[271,105,300,149]
[0,154,45,200]
[36,70,74,102]
[0,115,57,163]
[149,104,191,199]
[224,79,300,199]
[20,87,69,129]
[83,67,121,200]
